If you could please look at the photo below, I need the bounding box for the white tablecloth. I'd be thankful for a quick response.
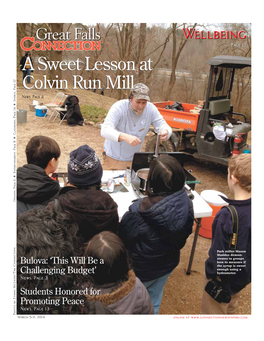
[102,170,212,220]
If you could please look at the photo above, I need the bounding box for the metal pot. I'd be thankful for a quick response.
[134,134,160,194]
[136,168,149,193]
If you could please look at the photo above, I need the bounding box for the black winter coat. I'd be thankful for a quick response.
[17,164,60,215]
[119,187,194,282]
[62,95,84,126]
[19,54,34,70]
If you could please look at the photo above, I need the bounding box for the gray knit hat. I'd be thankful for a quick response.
[68,145,103,186]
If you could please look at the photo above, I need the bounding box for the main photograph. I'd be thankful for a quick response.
[16,23,251,315]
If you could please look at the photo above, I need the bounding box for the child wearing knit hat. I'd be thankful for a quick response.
[67,144,103,188]
[52,145,119,243]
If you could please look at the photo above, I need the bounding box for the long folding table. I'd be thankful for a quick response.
[102,170,213,275]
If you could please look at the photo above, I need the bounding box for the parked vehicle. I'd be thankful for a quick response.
[145,55,251,165]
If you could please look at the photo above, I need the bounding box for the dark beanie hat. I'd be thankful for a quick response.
[68,145,103,186]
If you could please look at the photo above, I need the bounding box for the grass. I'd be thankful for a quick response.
[80,105,108,123]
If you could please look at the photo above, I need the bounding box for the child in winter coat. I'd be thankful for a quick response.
[17,135,61,215]
[119,154,194,314]
[51,144,119,243]
[201,153,251,314]
[81,231,154,314]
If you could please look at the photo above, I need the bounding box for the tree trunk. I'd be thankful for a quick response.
[115,23,134,99]
[138,23,147,83]
[49,23,63,80]
[165,23,197,100]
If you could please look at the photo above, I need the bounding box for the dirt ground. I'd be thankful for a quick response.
[16,85,251,315]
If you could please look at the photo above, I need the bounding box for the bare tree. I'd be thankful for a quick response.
[115,23,135,99]
[145,28,172,84]
[137,23,147,83]
[17,23,37,65]
[49,23,63,80]
[78,23,114,79]
[164,23,197,100]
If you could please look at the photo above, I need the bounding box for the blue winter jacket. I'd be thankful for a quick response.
[205,197,251,295]
[119,188,194,282]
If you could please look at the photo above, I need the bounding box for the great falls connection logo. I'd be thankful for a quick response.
[20,27,101,51]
